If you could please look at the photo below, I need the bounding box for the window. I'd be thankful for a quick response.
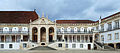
[66,44,68,48]
[58,43,62,47]
[80,44,83,48]
[0,44,4,48]
[115,33,119,40]
[101,25,104,31]
[108,34,112,40]
[9,44,13,48]
[101,35,104,41]
[108,23,112,31]
[23,43,27,48]
[72,44,76,48]
[115,21,119,29]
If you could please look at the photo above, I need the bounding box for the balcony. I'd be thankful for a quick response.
[57,31,93,34]
[0,31,29,35]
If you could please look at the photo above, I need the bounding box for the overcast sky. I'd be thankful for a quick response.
[0,0,120,21]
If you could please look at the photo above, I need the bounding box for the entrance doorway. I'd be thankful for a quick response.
[49,27,54,42]
[40,27,46,42]
[88,44,91,50]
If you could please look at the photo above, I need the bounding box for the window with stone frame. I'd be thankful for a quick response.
[108,34,112,40]
[80,44,83,48]
[115,20,119,29]
[115,33,119,40]
[0,44,4,48]
[101,25,104,31]
[9,44,13,48]
[66,44,68,48]
[72,44,76,48]
[108,23,112,31]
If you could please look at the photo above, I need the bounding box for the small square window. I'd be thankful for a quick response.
[66,44,68,48]
[58,43,62,47]
[80,44,83,48]
[0,44,4,48]
[9,44,12,48]
[23,43,27,48]
[72,44,76,48]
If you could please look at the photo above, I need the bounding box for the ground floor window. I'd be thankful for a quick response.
[66,44,68,48]
[58,43,62,47]
[23,43,27,48]
[23,35,28,41]
[0,44,4,48]
[9,44,13,48]
[80,44,83,48]
[72,44,76,48]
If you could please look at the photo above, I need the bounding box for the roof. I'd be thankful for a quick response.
[96,12,120,22]
[56,20,95,24]
[0,11,38,24]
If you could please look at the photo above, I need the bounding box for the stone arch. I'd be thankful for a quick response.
[40,27,46,42]
[49,27,54,42]
[32,27,38,42]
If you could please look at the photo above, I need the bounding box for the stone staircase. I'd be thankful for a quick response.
[94,41,115,51]
[30,46,56,50]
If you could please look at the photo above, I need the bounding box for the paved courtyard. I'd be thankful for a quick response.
[0,50,120,53]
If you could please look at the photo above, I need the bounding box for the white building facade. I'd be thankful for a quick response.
[0,11,120,50]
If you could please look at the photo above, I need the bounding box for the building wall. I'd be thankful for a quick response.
[100,29,120,43]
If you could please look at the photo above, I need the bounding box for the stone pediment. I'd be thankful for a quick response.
[30,17,55,25]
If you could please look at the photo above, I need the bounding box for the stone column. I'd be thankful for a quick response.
[15,35,16,42]
[80,35,81,42]
[93,33,95,43]
[62,34,64,40]
[38,27,40,43]
[4,35,5,42]
[76,35,77,42]
[46,27,49,43]
[29,26,32,41]
[67,35,69,42]
[72,35,73,42]
[54,26,57,41]
[84,35,85,43]
[21,35,23,41]
[88,35,90,43]
[114,43,116,49]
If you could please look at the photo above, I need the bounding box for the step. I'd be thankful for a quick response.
[30,46,56,50]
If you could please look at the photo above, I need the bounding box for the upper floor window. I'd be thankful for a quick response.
[87,27,92,32]
[74,27,78,32]
[80,27,84,32]
[12,27,19,32]
[115,20,119,29]
[108,23,112,31]
[67,27,71,32]
[61,27,64,32]
[115,33,119,40]
[22,27,28,31]
[101,25,104,31]
[108,34,112,40]
[3,27,9,31]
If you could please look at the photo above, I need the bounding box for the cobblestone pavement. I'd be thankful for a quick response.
[0,50,120,53]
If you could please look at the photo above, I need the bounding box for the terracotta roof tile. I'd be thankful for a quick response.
[56,20,95,24]
[0,11,38,24]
